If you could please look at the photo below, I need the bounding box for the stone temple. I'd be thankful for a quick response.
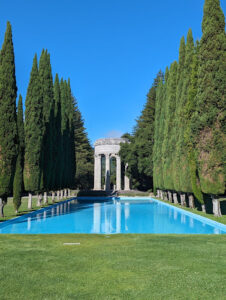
[93,138,130,191]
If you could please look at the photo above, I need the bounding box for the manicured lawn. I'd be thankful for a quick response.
[0,234,226,299]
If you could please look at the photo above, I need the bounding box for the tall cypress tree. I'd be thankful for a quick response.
[0,22,18,217]
[13,95,25,213]
[172,37,186,193]
[24,54,43,207]
[39,50,55,197]
[53,74,62,192]
[178,29,194,196]
[162,61,178,192]
[193,0,225,197]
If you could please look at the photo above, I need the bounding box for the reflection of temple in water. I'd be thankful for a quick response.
[92,201,131,234]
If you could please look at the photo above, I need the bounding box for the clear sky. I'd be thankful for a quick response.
[0,0,225,145]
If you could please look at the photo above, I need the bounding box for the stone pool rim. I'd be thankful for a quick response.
[0,196,226,234]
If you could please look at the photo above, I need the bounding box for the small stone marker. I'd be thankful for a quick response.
[63,243,80,245]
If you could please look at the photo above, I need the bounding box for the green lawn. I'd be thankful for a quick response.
[0,197,70,222]
[0,234,225,299]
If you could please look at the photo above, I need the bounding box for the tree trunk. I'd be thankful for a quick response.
[37,194,42,207]
[168,191,172,203]
[57,190,60,201]
[0,198,4,217]
[163,191,168,201]
[68,189,71,197]
[212,196,222,217]
[180,193,186,206]
[52,191,55,203]
[15,209,18,214]
[156,189,160,198]
[201,204,206,213]
[43,192,48,205]
[188,194,195,209]
[28,193,32,210]
[173,193,178,204]
[60,190,63,199]
[64,189,67,198]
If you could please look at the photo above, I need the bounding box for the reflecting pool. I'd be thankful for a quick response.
[0,198,226,234]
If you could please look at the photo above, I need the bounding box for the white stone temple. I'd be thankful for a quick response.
[93,138,130,191]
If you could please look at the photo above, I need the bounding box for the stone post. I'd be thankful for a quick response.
[168,191,173,203]
[124,163,130,190]
[173,192,178,204]
[116,155,121,191]
[180,193,186,206]
[188,194,195,209]
[105,154,110,191]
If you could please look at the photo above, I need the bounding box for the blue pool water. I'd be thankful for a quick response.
[0,198,226,234]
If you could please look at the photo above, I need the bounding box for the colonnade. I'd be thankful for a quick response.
[93,138,130,191]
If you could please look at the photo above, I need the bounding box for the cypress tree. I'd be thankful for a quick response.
[53,74,62,193]
[39,50,55,201]
[60,78,68,189]
[178,30,195,198]
[24,54,43,208]
[74,101,94,190]
[162,61,178,193]
[172,37,186,193]
[185,41,204,207]
[13,95,25,213]
[193,0,225,197]
[0,22,18,217]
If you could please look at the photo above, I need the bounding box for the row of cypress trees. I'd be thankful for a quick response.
[0,21,93,216]
[154,0,225,216]
[24,51,76,209]
[120,0,225,216]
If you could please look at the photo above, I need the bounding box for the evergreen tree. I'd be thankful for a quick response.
[53,74,62,191]
[162,61,178,191]
[185,41,204,204]
[0,22,18,216]
[24,54,43,203]
[74,103,94,190]
[39,50,55,194]
[178,29,194,194]
[13,95,25,213]
[172,37,186,192]
[193,0,225,196]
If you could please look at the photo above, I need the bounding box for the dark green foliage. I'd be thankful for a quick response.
[192,0,226,195]
[120,72,163,191]
[172,37,186,192]
[39,50,55,191]
[0,22,18,198]
[53,74,62,190]
[74,101,94,190]
[24,54,43,193]
[162,61,178,190]
[178,29,194,193]
[13,95,25,211]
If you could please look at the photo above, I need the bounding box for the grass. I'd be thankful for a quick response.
[0,234,226,299]
[153,197,226,225]
[0,197,71,222]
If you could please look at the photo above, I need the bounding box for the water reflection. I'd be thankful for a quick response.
[1,199,226,234]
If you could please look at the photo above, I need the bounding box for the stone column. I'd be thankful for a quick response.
[105,154,110,191]
[124,163,130,190]
[116,155,121,191]
[94,154,102,190]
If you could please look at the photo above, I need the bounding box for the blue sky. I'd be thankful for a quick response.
[0,0,225,145]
